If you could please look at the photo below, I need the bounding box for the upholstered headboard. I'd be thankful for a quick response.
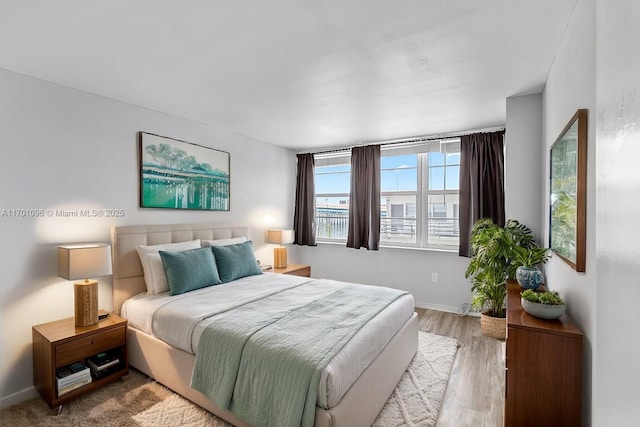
[111,223,249,314]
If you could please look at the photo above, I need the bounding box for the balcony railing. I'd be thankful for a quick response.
[316,212,459,245]
[317,212,349,239]
[381,217,417,242]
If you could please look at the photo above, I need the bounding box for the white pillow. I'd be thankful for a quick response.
[136,240,201,294]
[201,236,247,247]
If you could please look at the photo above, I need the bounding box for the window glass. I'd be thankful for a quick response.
[315,197,349,240]
[426,193,460,246]
[381,155,417,192]
[315,164,350,194]
[445,165,460,190]
[315,159,351,240]
[429,167,444,190]
[380,194,417,244]
[314,140,460,249]
[428,151,444,166]
[446,153,460,164]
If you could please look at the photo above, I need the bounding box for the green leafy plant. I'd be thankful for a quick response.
[521,289,565,305]
[511,245,550,268]
[521,289,539,302]
[465,218,537,280]
[470,263,507,318]
[465,218,538,318]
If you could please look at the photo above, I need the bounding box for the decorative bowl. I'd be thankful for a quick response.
[521,298,566,320]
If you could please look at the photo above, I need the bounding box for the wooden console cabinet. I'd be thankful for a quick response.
[505,281,583,427]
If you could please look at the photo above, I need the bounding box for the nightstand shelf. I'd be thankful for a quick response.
[271,263,311,277]
[32,313,129,410]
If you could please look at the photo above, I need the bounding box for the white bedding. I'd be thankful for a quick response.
[122,273,414,408]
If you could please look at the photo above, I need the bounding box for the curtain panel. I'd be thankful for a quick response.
[346,145,381,250]
[293,153,317,246]
[458,131,505,256]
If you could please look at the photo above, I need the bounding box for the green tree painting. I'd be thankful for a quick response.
[140,133,230,210]
[550,123,578,261]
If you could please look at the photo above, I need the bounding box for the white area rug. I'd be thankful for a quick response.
[373,332,460,427]
[1,331,458,427]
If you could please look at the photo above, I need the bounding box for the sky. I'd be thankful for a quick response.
[315,153,460,198]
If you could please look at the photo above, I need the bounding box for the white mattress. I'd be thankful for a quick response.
[122,273,414,408]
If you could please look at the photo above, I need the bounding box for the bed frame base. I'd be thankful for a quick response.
[128,313,418,427]
[112,223,419,426]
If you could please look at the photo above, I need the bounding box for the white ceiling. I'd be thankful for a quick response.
[0,0,577,150]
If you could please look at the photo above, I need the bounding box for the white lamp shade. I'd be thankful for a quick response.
[58,243,112,280]
[266,229,294,245]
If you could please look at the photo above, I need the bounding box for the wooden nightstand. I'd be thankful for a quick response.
[32,312,129,410]
[271,263,311,277]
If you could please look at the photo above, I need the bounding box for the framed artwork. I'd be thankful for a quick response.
[549,109,587,272]
[139,132,230,211]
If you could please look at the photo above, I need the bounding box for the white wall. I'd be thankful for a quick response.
[593,1,640,425]
[0,69,296,407]
[292,243,471,312]
[542,0,596,424]
[505,93,543,239]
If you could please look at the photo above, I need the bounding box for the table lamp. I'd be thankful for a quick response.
[266,229,294,268]
[58,243,112,327]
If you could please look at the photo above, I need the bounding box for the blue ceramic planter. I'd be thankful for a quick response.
[516,266,542,290]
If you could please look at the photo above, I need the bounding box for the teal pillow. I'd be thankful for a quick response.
[159,247,222,295]
[211,240,263,283]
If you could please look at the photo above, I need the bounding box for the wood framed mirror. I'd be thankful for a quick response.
[549,109,587,272]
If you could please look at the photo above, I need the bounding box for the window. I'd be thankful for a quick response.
[315,154,350,240]
[424,148,460,247]
[314,139,461,249]
[380,154,418,244]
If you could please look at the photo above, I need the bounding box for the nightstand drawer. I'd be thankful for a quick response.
[271,263,311,277]
[56,326,125,366]
[285,266,310,277]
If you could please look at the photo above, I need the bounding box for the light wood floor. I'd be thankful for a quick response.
[416,308,505,427]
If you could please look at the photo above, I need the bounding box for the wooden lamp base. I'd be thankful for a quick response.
[273,247,288,269]
[75,279,98,327]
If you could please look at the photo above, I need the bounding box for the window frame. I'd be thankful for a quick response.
[314,153,351,242]
[313,139,461,250]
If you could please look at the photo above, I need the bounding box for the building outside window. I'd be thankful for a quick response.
[380,154,418,244]
[313,139,460,249]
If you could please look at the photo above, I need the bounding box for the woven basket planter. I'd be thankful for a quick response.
[480,311,506,340]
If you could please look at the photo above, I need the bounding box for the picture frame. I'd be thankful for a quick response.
[139,132,230,211]
[549,109,587,272]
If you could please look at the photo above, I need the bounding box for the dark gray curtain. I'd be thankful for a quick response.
[459,131,505,256]
[293,153,317,246]
[346,145,381,250]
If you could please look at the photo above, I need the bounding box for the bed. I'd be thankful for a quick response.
[111,222,418,427]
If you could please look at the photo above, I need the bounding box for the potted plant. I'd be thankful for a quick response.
[469,263,507,339]
[465,218,538,339]
[511,246,550,290]
[520,289,566,319]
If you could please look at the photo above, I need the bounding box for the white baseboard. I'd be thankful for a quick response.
[0,386,39,409]
[414,301,480,317]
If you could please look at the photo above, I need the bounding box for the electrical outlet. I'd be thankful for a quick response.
[431,273,438,283]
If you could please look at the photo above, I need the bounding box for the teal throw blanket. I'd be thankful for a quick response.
[191,283,406,427]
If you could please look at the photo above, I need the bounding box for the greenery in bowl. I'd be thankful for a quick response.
[521,289,565,305]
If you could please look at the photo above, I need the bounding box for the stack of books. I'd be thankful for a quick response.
[87,351,120,379]
[56,362,91,396]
